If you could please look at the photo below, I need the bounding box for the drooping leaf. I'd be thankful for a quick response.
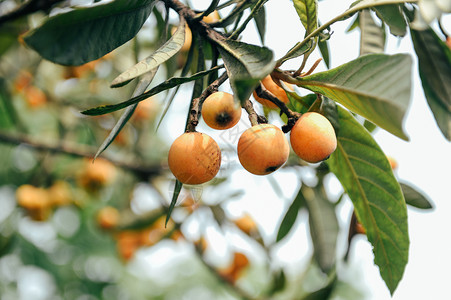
[215,38,275,104]
[166,180,183,226]
[304,185,339,274]
[276,185,306,242]
[81,65,223,116]
[359,10,385,55]
[111,18,186,87]
[293,0,318,35]
[410,27,451,141]
[318,37,330,68]
[23,0,156,66]
[253,5,266,44]
[373,4,407,37]
[269,269,286,295]
[400,182,433,210]
[327,107,409,294]
[295,53,411,140]
[277,40,314,66]
[94,69,158,159]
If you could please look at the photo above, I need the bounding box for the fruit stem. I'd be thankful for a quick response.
[254,84,301,120]
[242,99,266,126]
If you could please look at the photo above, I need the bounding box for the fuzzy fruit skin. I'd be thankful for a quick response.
[290,112,337,163]
[168,132,221,184]
[237,124,289,175]
[201,92,242,130]
[253,75,293,109]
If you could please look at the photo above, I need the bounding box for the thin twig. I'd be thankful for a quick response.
[242,99,266,126]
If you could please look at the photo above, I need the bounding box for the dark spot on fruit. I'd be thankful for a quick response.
[215,111,232,126]
[265,164,281,173]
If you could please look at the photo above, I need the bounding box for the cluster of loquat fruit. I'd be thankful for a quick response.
[15,181,72,221]
[168,75,337,185]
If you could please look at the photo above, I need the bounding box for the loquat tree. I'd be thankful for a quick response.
[0,0,448,299]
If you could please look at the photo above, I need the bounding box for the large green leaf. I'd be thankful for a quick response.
[327,107,409,294]
[111,17,186,87]
[410,27,451,141]
[215,38,275,104]
[23,0,155,66]
[295,53,411,140]
[304,185,339,274]
[293,0,318,35]
[81,66,223,116]
[359,10,385,55]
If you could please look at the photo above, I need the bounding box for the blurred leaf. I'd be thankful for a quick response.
[410,27,451,141]
[359,10,385,55]
[301,277,336,300]
[216,39,275,104]
[0,78,16,129]
[253,5,266,44]
[166,180,183,226]
[373,4,407,37]
[23,0,156,65]
[269,269,286,295]
[304,185,339,273]
[293,0,318,35]
[81,65,223,116]
[111,17,186,88]
[295,53,411,140]
[94,69,158,159]
[276,186,306,242]
[401,182,433,210]
[318,37,330,68]
[327,107,409,295]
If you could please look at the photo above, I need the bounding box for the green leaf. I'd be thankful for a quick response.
[400,182,433,210]
[276,186,306,242]
[23,0,156,66]
[293,0,318,35]
[304,185,339,273]
[410,27,451,141]
[327,107,409,294]
[166,180,183,226]
[253,5,266,44]
[359,10,385,55]
[373,4,407,37]
[278,40,313,65]
[216,38,275,104]
[295,53,411,140]
[111,17,186,87]
[318,37,330,68]
[81,65,223,116]
[94,69,158,159]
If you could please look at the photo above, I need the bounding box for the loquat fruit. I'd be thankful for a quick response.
[290,112,337,163]
[97,206,120,230]
[253,75,293,109]
[168,132,221,184]
[16,184,51,221]
[234,213,257,236]
[48,181,72,206]
[237,124,289,175]
[78,158,117,190]
[201,92,242,130]
[202,10,220,24]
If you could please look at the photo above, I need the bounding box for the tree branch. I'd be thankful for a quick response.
[0,0,65,26]
[0,130,161,178]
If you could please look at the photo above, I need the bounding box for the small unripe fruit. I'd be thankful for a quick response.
[253,75,293,109]
[237,124,289,175]
[290,112,337,163]
[201,92,242,130]
[168,132,221,184]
